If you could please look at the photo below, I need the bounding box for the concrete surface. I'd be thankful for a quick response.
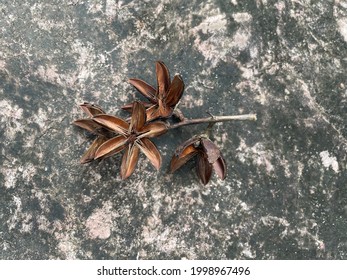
[0,0,346,259]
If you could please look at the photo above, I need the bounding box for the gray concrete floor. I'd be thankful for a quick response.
[0,0,346,259]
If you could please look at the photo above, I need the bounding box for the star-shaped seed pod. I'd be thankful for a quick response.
[170,136,227,185]
[123,61,185,121]
[73,103,112,164]
[93,101,168,179]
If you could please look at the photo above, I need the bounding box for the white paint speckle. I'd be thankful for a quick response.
[190,7,252,66]
[191,14,227,34]
[236,140,274,174]
[261,215,290,227]
[7,196,22,230]
[319,151,339,173]
[0,100,24,140]
[4,168,16,188]
[57,240,78,260]
[275,1,286,13]
[241,243,256,258]
[232,12,252,23]
[240,202,250,211]
[105,0,119,18]
[37,215,50,232]
[337,18,347,42]
[0,59,6,69]
[71,40,97,84]
[337,1,347,9]
[85,201,113,239]
[232,30,251,50]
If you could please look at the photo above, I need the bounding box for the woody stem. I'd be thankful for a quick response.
[168,114,257,130]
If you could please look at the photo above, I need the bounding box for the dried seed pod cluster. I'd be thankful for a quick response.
[170,137,226,185]
[73,61,254,184]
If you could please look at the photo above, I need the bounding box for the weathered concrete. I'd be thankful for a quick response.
[0,0,346,259]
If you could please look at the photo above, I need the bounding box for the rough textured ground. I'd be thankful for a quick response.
[1,0,346,259]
